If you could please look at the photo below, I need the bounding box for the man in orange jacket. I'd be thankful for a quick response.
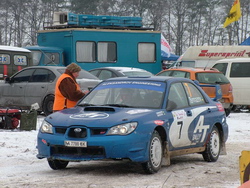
[53,63,89,112]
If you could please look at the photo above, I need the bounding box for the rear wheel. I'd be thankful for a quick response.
[47,159,69,170]
[202,126,221,162]
[142,131,163,174]
[43,95,54,116]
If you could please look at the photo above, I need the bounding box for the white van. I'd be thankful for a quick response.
[212,58,250,107]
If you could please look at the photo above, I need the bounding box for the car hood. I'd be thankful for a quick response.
[46,106,160,128]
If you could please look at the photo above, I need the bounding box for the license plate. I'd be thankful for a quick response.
[64,141,87,147]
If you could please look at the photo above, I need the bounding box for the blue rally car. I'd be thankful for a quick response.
[37,76,228,174]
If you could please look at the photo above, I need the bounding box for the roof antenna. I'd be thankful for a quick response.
[203,60,210,71]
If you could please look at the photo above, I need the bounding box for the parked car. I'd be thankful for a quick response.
[156,67,234,116]
[37,76,228,174]
[0,66,101,116]
[212,58,250,112]
[89,66,153,80]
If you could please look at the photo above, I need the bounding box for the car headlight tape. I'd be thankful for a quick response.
[107,122,138,135]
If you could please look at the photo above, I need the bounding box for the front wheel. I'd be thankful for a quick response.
[142,131,163,174]
[43,95,54,116]
[202,126,221,162]
[47,159,69,170]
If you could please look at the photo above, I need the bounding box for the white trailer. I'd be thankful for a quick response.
[174,45,250,68]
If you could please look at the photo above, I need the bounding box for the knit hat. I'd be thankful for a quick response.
[66,63,81,73]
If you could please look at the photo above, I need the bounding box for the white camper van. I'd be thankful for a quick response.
[212,58,250,108]
[173,46,250,68]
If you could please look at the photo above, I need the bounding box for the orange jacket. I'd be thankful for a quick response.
[53,74,81,111]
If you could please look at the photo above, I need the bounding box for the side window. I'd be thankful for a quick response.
[138,43,156,63]
[167,82,189,110]
[76,41,96,62]
[0,54,10,65]
[14,55,28,66]
[98,42,117,63]
[89,70,100,77]
[172,71,189,78]
[47,70,56,82]
[183,82,206,106]
[213,63,228,75]
[12,69,34,83]
[44,53,60,65]
[230,62,250,77]
[98,70,112,80]
[30,69,54,82]
[158,71,172,76]
[31,51,42,66]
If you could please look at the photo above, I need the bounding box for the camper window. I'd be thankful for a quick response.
[76,41,96,62]
[138,43,156,63]
[98,42,117,63]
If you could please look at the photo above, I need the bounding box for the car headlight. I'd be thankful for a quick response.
[40,120,53,134]
[107,122,138,135]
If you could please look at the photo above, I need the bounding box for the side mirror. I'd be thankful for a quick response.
[5,76,10,83]
[193,80,200,86]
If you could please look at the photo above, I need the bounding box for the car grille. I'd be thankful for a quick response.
[55,127,67,134]
[55,127,108,137]
[68,127,87,138]
[51,145,105,158]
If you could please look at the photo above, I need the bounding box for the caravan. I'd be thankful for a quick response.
[173,46,250,68]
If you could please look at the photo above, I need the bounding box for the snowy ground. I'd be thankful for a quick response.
[0,112,249,188]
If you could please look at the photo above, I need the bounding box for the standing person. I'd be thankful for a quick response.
[53,63,89,112]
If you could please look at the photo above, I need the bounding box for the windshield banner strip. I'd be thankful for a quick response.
[96,81,166,92]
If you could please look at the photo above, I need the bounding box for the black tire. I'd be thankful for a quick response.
[43,95,54,116]
[225,108,231,116]
[47,159,69,170]
[202,126,221,162]
[142,131,163,174]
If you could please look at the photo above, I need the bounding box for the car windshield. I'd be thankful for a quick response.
[196,72,230,84]
[122,71,153,77]
[78,80,165,108]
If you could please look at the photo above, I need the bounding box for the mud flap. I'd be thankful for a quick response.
[220,141,227,155]
[162,141,171,166]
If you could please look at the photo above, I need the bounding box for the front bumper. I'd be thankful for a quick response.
[37,131,150,163]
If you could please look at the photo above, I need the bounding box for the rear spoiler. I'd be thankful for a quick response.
[200,84,222,101]
[193,80,222,101]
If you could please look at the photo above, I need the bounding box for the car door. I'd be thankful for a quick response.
[24,68,54,107]
[167,81,210,150]
[1,69,34,106]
